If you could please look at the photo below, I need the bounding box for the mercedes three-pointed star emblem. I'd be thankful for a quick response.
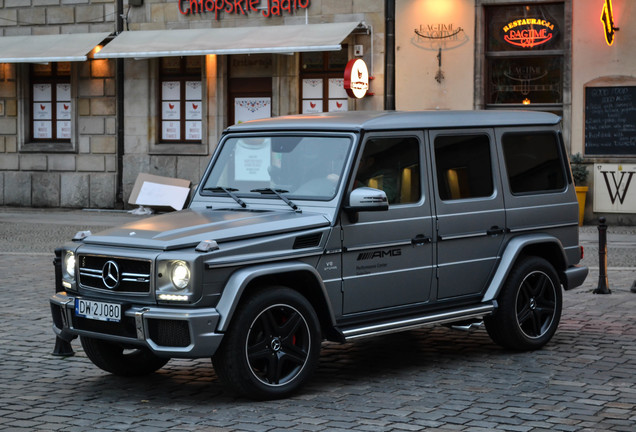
[101,260,120,290]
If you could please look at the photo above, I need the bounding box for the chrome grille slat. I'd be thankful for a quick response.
[78,254,152,293]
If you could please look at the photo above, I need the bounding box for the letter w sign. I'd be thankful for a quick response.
[594,164,636,213]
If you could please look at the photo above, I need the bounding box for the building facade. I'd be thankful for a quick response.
[395,0,636,224]
[1,0,635,224]
[0,0,384,208]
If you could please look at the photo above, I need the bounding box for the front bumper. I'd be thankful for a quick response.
[50,292,224,358]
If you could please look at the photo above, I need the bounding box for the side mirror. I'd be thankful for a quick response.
[347,187,389,211]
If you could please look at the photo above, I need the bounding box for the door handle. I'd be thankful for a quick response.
[412,234,431,246]
[487,226,505,236]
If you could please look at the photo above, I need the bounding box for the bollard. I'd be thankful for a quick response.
[593,217,611,294]
[51,247,75,356]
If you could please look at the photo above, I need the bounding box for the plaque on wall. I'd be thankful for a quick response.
[585,86,636,155]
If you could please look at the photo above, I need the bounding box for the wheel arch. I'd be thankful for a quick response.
[215,262,337,338]
[482,234,567,303]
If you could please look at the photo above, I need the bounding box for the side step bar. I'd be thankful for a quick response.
[340,303,496,342]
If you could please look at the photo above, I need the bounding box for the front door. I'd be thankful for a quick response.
[341,133,434,315]
[429,129,506,300]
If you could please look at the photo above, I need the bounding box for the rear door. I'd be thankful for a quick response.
[428,129,506,300]
[340,132,434,314]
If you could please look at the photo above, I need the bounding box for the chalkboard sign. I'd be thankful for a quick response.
[585,86,636,155]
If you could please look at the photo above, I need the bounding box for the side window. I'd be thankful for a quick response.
[354,137,421,205]
[434,134,493,200]
[502,132,566,194]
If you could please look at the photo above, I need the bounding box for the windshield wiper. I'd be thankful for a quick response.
[202,186,247,208]
[250,188,300,212]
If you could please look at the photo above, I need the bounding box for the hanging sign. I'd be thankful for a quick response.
[600,0,619,46]
[501,18,557,48]
[343,59,369,99]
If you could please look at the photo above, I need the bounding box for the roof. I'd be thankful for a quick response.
[224,110,562,133]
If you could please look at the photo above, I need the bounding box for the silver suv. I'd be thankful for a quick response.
[50,111,588,399]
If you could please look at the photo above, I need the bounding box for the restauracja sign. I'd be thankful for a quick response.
[501,18,556,48]
[179,0,310,20]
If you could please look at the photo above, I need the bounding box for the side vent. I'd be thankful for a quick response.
[293,233,322,249]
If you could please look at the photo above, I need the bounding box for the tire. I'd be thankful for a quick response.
[484,256,562,351]
[213,286,322,400]
[80,336,169,376]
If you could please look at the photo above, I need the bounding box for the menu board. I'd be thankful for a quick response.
[585,86,636,155]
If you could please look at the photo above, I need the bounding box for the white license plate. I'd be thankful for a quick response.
[75,299,121,322]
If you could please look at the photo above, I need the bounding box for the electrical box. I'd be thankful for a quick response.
[354,45,364,57]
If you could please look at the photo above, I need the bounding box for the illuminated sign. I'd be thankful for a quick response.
[343,59,369,99]
[600,0,619,46]
[179,0,310,20]
[501,18,556,48]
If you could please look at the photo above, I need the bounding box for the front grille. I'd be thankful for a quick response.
[78,255,151,293]
[148,319,191,347]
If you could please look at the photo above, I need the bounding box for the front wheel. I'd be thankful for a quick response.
[213,286,322,400]
[80,336,169,376]
[484,256,562,350]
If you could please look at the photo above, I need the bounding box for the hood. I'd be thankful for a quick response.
[81,208,330,250]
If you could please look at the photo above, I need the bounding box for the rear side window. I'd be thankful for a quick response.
[502,132,566,195]
[434,134,493,200]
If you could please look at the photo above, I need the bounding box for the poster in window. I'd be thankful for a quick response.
[302,79,323,99]
[186,121,202,140]
[328,78,348,99]
[185,81,202,100]
[34,102,51,120]
[328,99,348,112]
[302,99,322,113]
[162,101,180,120]
[57,121,72,139]
[234,139,271,181]
[33,84,51,102]
[234,97,271,124]
[57,102,71,120]
[162,81,180,100]
[162,121,180,140]
[57,83,71,101]
[33,121,52,139]
[186,101,202,120]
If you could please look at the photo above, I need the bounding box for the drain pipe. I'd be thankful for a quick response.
[384,0,396,110]
[115,0,125,208]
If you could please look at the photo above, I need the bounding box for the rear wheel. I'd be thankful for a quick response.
[80,336,169,376]
[213,286,321,400]
[485,256,562,350]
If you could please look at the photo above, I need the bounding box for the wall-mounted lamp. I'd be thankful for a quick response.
[522,98,531,105]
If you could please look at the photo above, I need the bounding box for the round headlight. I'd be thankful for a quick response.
[171,261,190,290]
[64,252,76,279]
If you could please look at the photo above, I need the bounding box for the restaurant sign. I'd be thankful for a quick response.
[501,18,557,48]
[343,59,369,99]
[179,0,310,20]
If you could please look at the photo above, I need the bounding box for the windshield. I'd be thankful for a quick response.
[201,135,353,201]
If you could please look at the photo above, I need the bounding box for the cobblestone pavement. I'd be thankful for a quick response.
[0,208,635,431]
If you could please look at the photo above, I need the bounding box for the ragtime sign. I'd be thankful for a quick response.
[179,0,310,20]
[501,18,557,48]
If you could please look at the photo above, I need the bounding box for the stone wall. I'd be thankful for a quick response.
[0,0,117,208]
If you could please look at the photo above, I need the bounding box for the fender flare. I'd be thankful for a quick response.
[214,261,336,332]
[481,234,567,303]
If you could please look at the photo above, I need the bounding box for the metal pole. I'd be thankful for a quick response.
[593,217,611,294]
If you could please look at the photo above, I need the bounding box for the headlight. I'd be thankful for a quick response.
[171,261,190,289]
[64,252,76,279]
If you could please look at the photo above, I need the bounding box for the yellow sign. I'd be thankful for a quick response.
[600,0,618,46]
